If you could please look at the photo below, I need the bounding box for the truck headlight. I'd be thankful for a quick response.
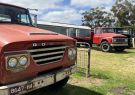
[8,57,18,68]
[6,54,29,72]
[68,48,77,60]
[19,56,28,65]
[113,38,117,42]
[125,39,128,42]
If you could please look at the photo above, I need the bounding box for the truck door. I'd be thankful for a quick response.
[93,28,102,44]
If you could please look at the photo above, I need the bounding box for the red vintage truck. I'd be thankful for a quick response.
[65,27,128,52]
[91,27,129,52]
[0,3,76,95]
[73,27,128,52]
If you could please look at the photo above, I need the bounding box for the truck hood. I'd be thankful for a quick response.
[101,33,126,38]
[0,24,74,46]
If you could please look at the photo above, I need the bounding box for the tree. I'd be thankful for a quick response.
[111,0,135,27]
[82,7,115,27]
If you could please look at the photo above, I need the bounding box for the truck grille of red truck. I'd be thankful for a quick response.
[28,45,66,64]
[115,38,125,42]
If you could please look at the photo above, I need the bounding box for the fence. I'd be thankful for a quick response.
[76,42,91,78]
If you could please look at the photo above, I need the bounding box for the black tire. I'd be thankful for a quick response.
[89,42,92,47]
[100,41,112,52]
[114,47,125,52]
[49,77,69,90]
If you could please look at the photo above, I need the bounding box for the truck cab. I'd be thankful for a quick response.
[92,27,128,52]
[0,3,76,95]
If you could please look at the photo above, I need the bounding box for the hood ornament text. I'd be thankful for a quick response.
[33,43,46,47]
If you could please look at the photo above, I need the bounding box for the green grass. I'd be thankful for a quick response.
[26,48,135,95]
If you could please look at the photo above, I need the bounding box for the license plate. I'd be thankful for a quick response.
[56,70,71,82]
[9,83,34,95]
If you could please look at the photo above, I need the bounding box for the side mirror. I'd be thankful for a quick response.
[30,14,37,27]
[28,8,38,27]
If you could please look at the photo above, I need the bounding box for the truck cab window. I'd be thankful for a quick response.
[0,5,32,25]
[17,14,30,24]
[0,14,11,22]
[68,28,76,37]
[115,28,124,33]
[102,28,114,33]
[78,29,90,37]
[95,29,101,34]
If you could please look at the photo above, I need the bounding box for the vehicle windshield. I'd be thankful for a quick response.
[102,28,126,34]
[0,4,32,25]
[102,28,115,33]
[114,28,125,33]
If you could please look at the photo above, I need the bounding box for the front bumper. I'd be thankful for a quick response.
[0,65,76,95]
[111,43,128,47]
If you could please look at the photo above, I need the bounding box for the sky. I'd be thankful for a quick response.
[0,0,115,25]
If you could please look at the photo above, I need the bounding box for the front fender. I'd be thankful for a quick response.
[100,37,112,44]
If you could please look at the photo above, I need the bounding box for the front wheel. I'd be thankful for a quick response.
[114,47,125,52]
[100,41,112,52]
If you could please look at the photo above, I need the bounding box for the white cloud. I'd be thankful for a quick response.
[0,0,64,17]
[40,8,82,24]
[0,0,115,24]
[0,0,63,10]
[71,0,115,8]
[0,0,82,24]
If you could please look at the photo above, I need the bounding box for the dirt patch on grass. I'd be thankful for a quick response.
[110,86,127,95]
[127,90,135,95]
[127,57,135,63]
[68,77,105,87]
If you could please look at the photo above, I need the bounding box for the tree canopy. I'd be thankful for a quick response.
[82,0,135,27]
[82,7,114,27]
[112,0,135,27]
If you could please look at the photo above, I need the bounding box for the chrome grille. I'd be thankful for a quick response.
[116,38,125,42]
[28,45,66,64]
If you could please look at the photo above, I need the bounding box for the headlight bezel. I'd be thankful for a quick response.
[125,38,128,42]
[19,55,28,66]
[68,48,77,60]
[7,57,18,68]
[112,38,117,42]
[6,54,29,72]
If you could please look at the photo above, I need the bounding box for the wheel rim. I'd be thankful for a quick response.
[102,43,110,51]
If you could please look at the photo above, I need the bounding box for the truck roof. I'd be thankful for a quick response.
[0,2,26,10]
[96,27,124,29]
[38,21,91,30]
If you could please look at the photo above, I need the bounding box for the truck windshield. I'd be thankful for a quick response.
[102,28,127,34]
[0,4,32,25]
[114,28,125,33]
[102,28,114,33]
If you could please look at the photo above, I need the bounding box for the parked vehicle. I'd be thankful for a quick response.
[38,22,129,52]
[37,21,91,44]
[0,3,76,95]
[91,27,129,52]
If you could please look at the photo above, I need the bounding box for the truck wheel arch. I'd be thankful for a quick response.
[100,39,109,45]
[100,40,112,52]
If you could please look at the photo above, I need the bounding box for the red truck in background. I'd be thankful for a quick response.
[0,3,76,95]
[67,27,128,52]
[91,27,129,52]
